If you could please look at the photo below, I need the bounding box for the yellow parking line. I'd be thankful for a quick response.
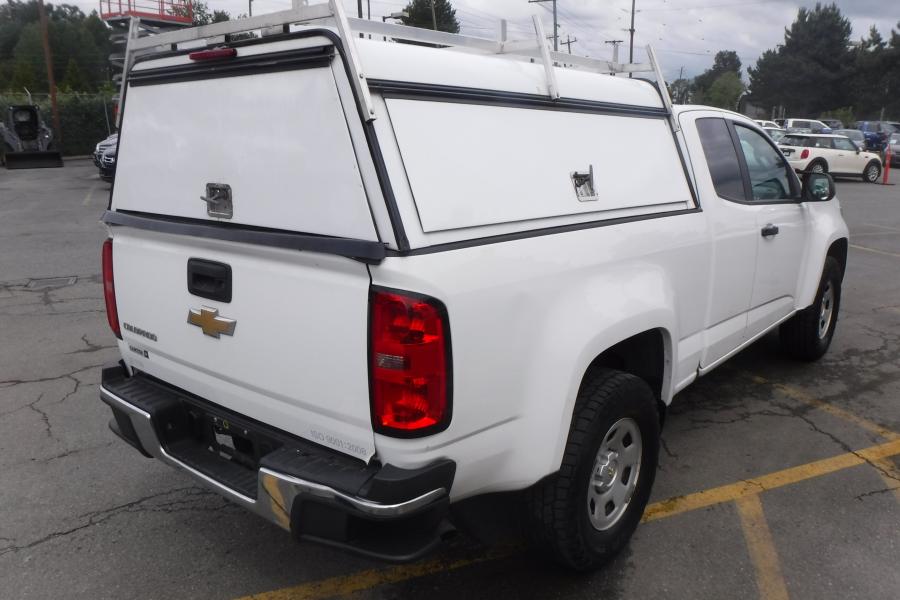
[871,457,900,504]
[748,373,900,506]
[642,438,900,523]
[735,495,790,600]
[234,550,507,600]
[242,439,900,600]
[849,244,900,259]
[240,382,900,600]
[82,182,99,206]
[747,374,900,441]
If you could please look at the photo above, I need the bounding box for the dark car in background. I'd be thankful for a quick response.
[99,143,117,182]
[93,133,118,167]
[821,118,844,130]
[834,128,866,147]
[855,121,897,151]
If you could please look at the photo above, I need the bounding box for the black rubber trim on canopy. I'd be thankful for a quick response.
[127,45,335,86]
[102,210,387,263]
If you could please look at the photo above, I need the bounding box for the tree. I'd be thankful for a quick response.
[59,57,87,91]
[692,50,741,102]
[0,1,111,92]
[401,0,460,33]
[748,3,854,115]
[8,57,35,91]
[188,1,213,26]
[704,72,745,110]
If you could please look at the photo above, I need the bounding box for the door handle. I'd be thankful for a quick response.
[761,224,780,238]
[188,258,232,303]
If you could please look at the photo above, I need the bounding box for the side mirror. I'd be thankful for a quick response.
[802,172,835,202]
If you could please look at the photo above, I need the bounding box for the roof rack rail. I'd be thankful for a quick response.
[122,0,676,130]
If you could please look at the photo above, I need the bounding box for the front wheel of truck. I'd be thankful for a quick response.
[528,368,659,571]
[779,256,842,361]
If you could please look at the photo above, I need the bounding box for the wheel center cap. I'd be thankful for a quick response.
[594,451,619,490]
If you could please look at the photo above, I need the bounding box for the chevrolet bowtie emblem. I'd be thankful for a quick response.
[188,307,236,338]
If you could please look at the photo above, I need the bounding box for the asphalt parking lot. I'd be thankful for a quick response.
[1,160,898,600]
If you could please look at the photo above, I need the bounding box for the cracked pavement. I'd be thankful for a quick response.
[1,163,898,599]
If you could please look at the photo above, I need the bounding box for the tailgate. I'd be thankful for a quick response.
[113,230,376,461]
[108,37,381,461]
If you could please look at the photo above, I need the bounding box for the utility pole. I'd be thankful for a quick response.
[430,0,438,30]
[357,0,363,18]
[605,39,624,64]
[560,34,577,54]
[528,0,558,51]
[249,0,253,17]
[628,0,636,65]
[678,66,684,80]
[36,0,61,144]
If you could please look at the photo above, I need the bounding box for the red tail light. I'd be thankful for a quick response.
[370,289,451,436]
[189,47,237,61]
[800,148,810,159]
[102,239,121,339]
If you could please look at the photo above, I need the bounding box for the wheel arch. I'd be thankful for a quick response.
[827,237,848,280]
[796,198,850,308]
[542,323,674,475]
[583,328,672,432]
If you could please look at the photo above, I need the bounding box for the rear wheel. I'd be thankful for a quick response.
[863,160,881,183]
[808,159,828,174]
[779,257,841,361]
[528,368,659,571]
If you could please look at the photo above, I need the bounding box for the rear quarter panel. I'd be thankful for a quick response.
[369,213,710,499]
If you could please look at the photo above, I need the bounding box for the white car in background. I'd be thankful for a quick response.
[754,119,781,129]
[779,133,883,182]
[764,127,786,143]
[778,118,832,133]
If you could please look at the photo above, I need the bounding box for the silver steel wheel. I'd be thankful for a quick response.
[810,162,825,173]
[587,418,642,531]
[866,164,880,182]
[818,282,834,339]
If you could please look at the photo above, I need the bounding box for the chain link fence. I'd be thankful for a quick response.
[1,92,116,156]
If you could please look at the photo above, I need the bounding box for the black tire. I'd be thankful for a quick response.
[779,257,841,361]
[862,160,882,183]
[528,368,659,571]
[808,159,828,174]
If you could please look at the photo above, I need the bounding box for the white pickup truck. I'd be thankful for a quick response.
[99,3,849,570]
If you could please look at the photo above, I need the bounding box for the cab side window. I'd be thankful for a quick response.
[696,118,745,201]
[734,125,794,201]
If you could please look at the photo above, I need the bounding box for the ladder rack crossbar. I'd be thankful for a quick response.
[121,1,671,123]
[128,4,656,78]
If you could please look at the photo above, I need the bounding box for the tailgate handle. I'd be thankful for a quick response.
[187,259,232,303]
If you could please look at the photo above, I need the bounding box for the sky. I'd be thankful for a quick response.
[79,0,899,80]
